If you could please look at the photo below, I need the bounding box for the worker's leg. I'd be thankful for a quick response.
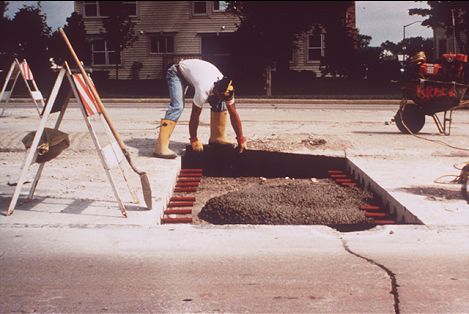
[209,100,233,146]
[154,65,186,159]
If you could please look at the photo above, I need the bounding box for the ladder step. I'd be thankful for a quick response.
[328,170,344,174]
[335,178,354,183]
[164,209,192,215]
[161,217,193,224]
[167,201,193,207]
[170,196,196,202]
[176,182,199,188]
[177,177,201,182]
[180,168,203,173]
[330,174,348,178]
[340,182,356,187]
[174,187,197,193]
[366,212,387,218]
[360,205,382,211]
[178,174,202,178]
[374,220,396,225]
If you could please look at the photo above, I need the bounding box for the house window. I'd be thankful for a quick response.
[193,1,208,15]
[92,39,120,65]
[83,1,137,17]
[150,35,175,54]
[213,1,228,12]
[84,1,98,16]
[307,33,325,61]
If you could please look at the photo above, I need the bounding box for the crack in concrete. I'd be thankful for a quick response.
[341,237,400,314]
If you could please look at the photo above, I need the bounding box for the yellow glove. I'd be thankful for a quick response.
[236,136,247,153]
[190,137,204,152]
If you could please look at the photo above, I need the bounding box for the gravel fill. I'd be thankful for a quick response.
[199,179,375,226]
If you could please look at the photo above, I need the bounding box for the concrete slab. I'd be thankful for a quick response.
[1,104,468,227]
[348,157,469,226]
[1,101,468,312]
[0,107,181,226]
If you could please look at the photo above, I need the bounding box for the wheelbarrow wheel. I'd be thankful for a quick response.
[395,104,425,134]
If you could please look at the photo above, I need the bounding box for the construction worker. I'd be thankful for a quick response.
[154,59,246,159]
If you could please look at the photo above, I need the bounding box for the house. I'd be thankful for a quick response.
[74,1,356,79]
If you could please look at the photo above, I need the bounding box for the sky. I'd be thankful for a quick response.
[5,1,433,47]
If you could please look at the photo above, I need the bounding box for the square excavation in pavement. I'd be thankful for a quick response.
[161,145,420,231]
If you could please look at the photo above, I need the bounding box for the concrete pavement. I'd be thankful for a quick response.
[0,100,468,313]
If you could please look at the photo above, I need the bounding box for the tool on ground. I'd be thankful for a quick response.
[59,28,152,209]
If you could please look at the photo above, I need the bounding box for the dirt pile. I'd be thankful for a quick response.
[199,179,375,226]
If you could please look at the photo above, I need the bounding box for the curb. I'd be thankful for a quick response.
[7,97,403,105]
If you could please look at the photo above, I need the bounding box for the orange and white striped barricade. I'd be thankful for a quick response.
[0,59,45,116]
[6,63,138,217]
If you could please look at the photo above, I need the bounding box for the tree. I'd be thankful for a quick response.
[49,12,91,67]
[0,1,14,70]
[10,4,51,75]
[102,1,138,80]
[226,1,358,95]
[0,1,6,16]
[410,1,469,54]
[381,37,433,61]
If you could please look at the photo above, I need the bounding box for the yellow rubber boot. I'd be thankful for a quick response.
[154,119,177,159]
[209,111,233,146]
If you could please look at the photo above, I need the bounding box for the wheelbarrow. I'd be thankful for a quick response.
[393,53,468,135]
[394,78,468,135]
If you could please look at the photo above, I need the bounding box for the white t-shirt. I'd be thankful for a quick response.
[178,59,224,108]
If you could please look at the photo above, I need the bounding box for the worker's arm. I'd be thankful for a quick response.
[226,96,246,153]
[189,103,204,152]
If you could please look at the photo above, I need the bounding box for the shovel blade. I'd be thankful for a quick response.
[141,172,152,209]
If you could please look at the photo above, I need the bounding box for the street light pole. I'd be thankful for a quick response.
[402,20,422,60]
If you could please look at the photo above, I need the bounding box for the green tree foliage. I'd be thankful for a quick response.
[410,1,469,53]
[10,4,51,75]
[0,1,7,16]
[0,1,14,70]
[0,1,9,47]
[102,1,138,79]
[381,37,433,61]
[226,1,358,92]
[49,12,91,66]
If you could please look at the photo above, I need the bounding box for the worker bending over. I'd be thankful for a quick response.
[154,59,246,159]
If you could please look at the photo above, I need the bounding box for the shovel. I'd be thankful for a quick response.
[59,28,152,210]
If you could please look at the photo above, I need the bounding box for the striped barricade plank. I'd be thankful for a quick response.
[72,74,101,116]
[20,60,34,81]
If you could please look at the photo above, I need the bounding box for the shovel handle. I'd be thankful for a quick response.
[59,28,127,151]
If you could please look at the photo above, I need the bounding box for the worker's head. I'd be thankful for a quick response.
[213,76,234,101]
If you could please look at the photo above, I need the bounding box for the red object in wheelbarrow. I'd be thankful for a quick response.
[394,53,468,135]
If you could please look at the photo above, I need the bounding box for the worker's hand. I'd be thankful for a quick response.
[190,138,204,152]
[224,91,235,105]
[236,136,247,153]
